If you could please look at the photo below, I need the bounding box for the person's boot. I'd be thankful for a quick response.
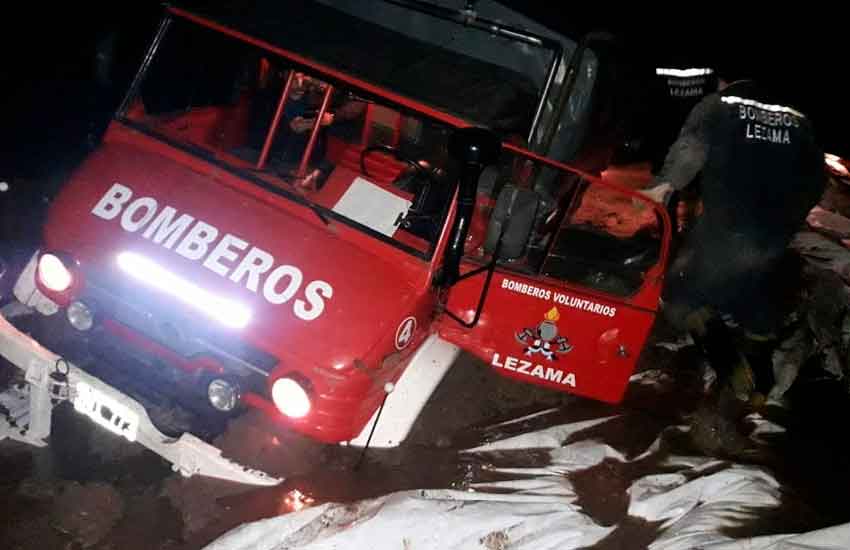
[728,358,756,402]
[741,330,779,409]
[691,314,757,402]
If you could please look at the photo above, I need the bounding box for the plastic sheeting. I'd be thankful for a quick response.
[206,414,848,550]
[630,466,782,549]
[205,490,613,550]
[699,524,850,550]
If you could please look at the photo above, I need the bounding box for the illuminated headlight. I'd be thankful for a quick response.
[38,253,73,292]
[67,301,94,331]
[271,378,311,418]
[116,252,251,329]
[207,378,241,412]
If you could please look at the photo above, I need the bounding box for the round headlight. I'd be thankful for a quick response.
[38,253,73,292]
[67,301,94,331]
[271,378,311,418]
[208,378,241,412]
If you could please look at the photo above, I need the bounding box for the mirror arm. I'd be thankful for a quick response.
[441,236,503,329]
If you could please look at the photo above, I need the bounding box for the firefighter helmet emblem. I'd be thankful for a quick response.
[516,307,573,360]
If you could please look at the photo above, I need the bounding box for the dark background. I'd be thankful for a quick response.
[0,2,846,184]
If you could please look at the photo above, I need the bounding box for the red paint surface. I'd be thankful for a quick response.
[44,128,436,441]
[438,268,660,404]
[42,126,669,439]
[34,6,672,442]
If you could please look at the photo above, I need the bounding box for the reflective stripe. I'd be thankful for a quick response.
[721,96,805,118]
[655,68,714,77]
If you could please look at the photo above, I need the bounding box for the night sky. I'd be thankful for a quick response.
[1,1,846,176]
[506,4,847,157]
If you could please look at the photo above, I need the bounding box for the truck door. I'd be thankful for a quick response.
[437,147,671,404]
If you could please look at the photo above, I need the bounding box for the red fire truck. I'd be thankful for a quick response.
[0,0,670,484]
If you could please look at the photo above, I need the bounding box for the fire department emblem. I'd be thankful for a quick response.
[516,307,573,361]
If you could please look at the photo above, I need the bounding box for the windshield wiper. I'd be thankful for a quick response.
[307,202,330,226]
[288,183,332,227]
[275,185,332,227]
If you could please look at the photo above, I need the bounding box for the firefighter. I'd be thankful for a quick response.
[248,69,365,189]
[641,64,826,404]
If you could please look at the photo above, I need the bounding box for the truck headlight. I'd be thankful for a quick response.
[38,253,73,292]
[67,301,94,331]
[271,378,311,418]
[208,378,241,412]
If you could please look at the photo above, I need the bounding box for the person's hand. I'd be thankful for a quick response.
[289,113,335,133]
[289,116,311,133]
[638,182,673,205]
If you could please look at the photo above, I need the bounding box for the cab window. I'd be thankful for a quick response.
[121,17,458,260]
[464,148,663,297]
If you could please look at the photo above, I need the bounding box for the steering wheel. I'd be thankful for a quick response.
[359,145,440,238]
[360,145,432,186]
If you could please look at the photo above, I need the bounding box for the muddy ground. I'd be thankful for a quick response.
[3,164,850,549]
[3,327,850,550]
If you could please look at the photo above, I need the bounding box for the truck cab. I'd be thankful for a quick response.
[0,0,670,483]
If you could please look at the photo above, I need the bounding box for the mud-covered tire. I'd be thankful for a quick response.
[143,396,234,442]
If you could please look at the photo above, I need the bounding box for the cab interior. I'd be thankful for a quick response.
[124,57,663,296]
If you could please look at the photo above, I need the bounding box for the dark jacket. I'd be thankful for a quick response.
[658,80,825,254]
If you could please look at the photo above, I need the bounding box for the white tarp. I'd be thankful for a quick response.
[206,410,848,550]
[699,524,850,550]
[205,490,613,550]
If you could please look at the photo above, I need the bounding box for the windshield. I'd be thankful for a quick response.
[119,16,459,259]
[172,0,554,139]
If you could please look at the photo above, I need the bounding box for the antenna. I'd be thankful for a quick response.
[353,382,395,471]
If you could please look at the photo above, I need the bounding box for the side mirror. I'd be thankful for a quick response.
[483,184,540,260]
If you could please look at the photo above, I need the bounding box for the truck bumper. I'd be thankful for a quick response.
[0,307,281,486]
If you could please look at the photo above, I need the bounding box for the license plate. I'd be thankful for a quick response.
[73,381,140,442]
